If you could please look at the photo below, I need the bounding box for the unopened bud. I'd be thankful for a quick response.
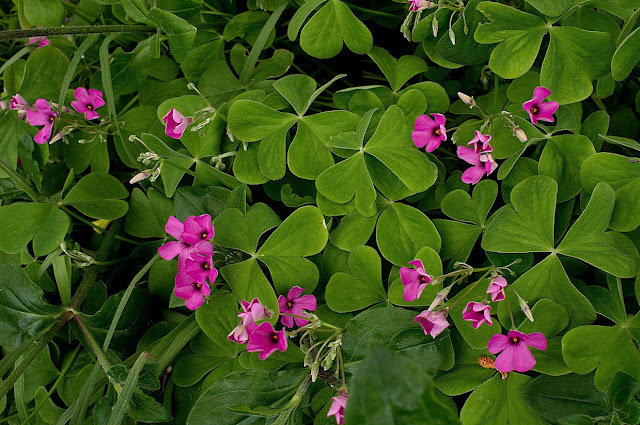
[513,127,527,143]
[428,284,454,311]
[129,170,150,184]
[432,16,439,37]
[516,294,534,322]
[449,28,456,45]
[49,131,65,144]
[457,92,474,107]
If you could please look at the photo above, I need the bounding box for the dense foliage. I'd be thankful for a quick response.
[1,0,640,424]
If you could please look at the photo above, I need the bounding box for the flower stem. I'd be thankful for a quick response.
[505,296,516,330]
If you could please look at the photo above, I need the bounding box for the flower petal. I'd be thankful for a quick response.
[512,342,536,372]
[521,332,547,351]
[487,333,510,354]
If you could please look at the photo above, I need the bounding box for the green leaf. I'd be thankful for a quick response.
[107,353,147,425]
[436,0,492,65]
[475,2,546,79]
[599,134,640,152]
[214,203,281,253]
[125,188,174,238]
[299,0,372,59]
[610,176,640,232]
[326,245,387,312]
[461,374,547,425]
[541,27,615,104]
[482,175,557,253]
[227,100,298,142]
[329,209,378,251]
[32,207,69,257]
[440,179,497,226]
[188,369,307,425]
[345,345,460,425]
[195,293,243,356]
[368,47,428,92]
[538,135,596,202]
[519,373,607,423]
[580,152,640,192]
[128,392,172,423]
[19,46,69,102]
[434,219,483,264]
[23,0,64,26]
[525,0,578,17]
[149,8,196,63]
[388,246,443,307]
[121,0,153,24]
[557,183,640,278]
[376,203,441,266]
[63,172,129,219]
[0,265,63,352]
[0,203,66,255]
[562,325,640,391]
[220,258,279,314]
[172,353,228,387]
[613,27,640,81]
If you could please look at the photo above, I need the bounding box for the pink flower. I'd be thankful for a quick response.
[278,286,317,328]
[414,309,449,338]
[523,86,559,125]
[174,271,210,310]
[71,87,105,120]
[163,108,193,139]
[27,36,49,48]
[246,322,288,360]
[182,241,218,285]
[412,113,447,152]
[399,259,432,302]
[327,391,348,425]
[457,131,498,185]
[486,276,507,303]
[157,215,213,262]
[228,298,271,344]
[408,0,435,11]
[462,301,492,329]
[25,99,58,144]
[488,330,547,373]
[9,94,30,111]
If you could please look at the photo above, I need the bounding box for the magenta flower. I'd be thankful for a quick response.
[163,108,193,139]
[462,301,492,329]
[399,259,432,302]
[25,99,58,144]
[71,87,105,120]
[457,132,498,185]
[27,36,49,48]
[182,241,218,285]
[246,322,288,360]
[228,298,271,344]
[327,392,348,425]
[278,286,317,328]
[523,86,559,125]
[408,0,435,11]
[174,271,210,310]
[158,214,213,262]
[486,276,508,303]
[414,309,449,338]
[488,330,547,373]
[10,94,30,111]
[412,113,447,152]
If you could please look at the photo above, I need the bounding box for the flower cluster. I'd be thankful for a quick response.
[406,261,547,374]
[11,88,105,144]
[411,87,559,186]
[158,214,217,310]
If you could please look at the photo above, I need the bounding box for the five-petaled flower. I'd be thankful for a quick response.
[488,330,547,373]
[486,276,508,303]
[399,259,432,302]
[182,241,218,285]
[327,391,348,425]
[278,286,317,328]
[246,321,288,360]
[71,87,105,120]
[414,309,449,338]
[412,113,447,152]
[158,214,213,263]
[228,298,271,344]
[457,131,498,185]
[462,301,493,328]
[26,99,58,144]
[523,86,559,125]
[174,270,210,310]
[163,108,193,139]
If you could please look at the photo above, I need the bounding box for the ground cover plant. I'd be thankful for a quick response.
[1,0,640,423]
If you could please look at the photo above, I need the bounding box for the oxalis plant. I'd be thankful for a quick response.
[1,0,640,424]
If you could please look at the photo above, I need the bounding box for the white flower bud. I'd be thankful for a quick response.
[514,127,528,143]
[129,170,150,184]
[457,92,474,107]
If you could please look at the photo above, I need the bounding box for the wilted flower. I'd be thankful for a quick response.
[488,330,547,373]
[412,113,447,152]
[246,322,288,360]
[408,0,435,11]
[277,286,317,328]
[399,259,432,302]
[523,86,559,125]
[462,301,492,328]
[71,87,105,120]
[327,391,349,425]
[414,309,449,338]
[486,276,508,303]
[228,298,271,344]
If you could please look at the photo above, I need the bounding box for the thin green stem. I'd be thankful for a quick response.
[504,296,516,330]
[0,25,155,41]
[74,316,111,373]
[344,3,403,19]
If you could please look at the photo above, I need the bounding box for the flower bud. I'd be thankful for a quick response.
[516,293,534,322]
[432,16,439,37]
[513,127,528,143]
[129,170,150,184]
[457,92,474,107]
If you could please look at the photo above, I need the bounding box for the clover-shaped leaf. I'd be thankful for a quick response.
[325,245,387,312]
[368,47,428,93]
